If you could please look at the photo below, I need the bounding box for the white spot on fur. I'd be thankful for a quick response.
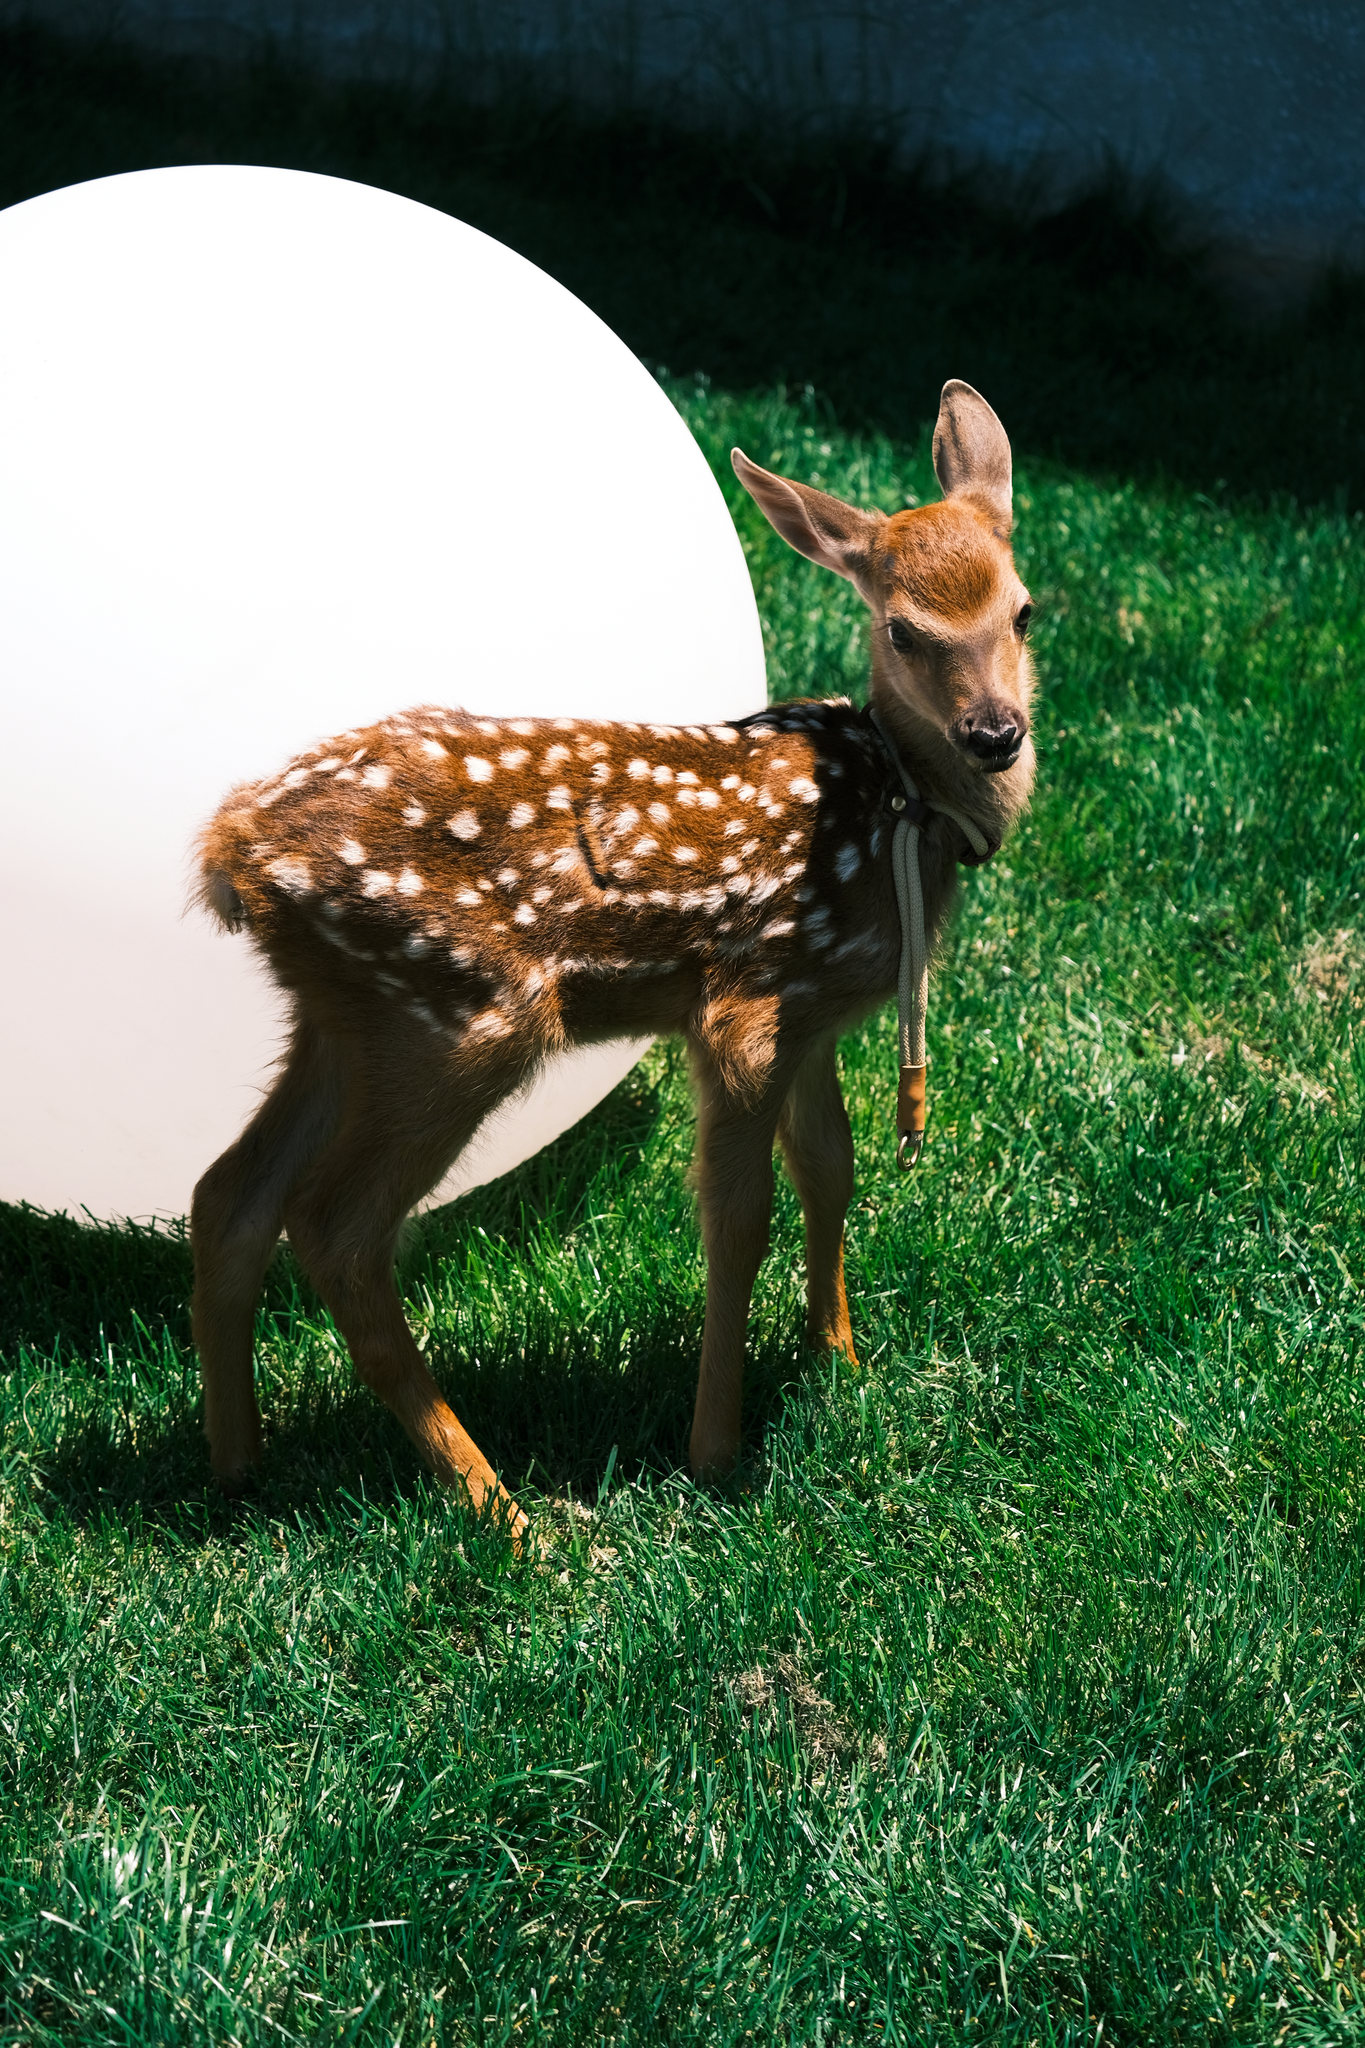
[763,918,796,939]
[711,726,739,743]
[514,903,536,926]
[789,776,819,803]
[362,870,393,897]
[403,933,430,957]
[396,868,424,896]
[449,810,481,841]
[835,844,861,881]
[500,747,530,770]
[632,836,659,856]
[508,801,536,828]
[673,845,697,864]
[403,804,428,827]
[455,887,481,907]
[651,765,673,785]
[338,838,366,865]
[264,855,312,897]
[542,744,571,770]
[627,758,650,780]
[361,762,392,790]
[465,756,495,782]
[421,739,447,760]
[648,802,671,824]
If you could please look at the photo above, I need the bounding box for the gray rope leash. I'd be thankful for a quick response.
[867,709,991,1168]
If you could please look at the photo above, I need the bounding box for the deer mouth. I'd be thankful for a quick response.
[954,724,1025,774]
[973,738,1023,774]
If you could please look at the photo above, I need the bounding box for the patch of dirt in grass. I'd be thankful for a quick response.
[542,1495,621,1577]
[734,1652,886,1770]
[1295,927,1365,1010]
[1177,1030,1336,1107]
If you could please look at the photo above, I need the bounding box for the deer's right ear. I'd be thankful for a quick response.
[731,449,883,587]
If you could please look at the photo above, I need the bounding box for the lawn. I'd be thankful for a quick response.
[2,27,1365,2047]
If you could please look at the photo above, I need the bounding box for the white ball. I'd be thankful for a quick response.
[0,166,766,1222]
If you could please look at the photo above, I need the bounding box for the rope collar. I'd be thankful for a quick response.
[865,709,996,1168]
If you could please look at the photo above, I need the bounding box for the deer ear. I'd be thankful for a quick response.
[731,448,883,586]
[931,380,1012,530]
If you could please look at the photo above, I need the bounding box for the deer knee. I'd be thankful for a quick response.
[191,1152,280,1297]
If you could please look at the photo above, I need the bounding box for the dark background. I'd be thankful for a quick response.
[3,15,1365,512]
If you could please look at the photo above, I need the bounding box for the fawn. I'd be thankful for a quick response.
[191,379,1036,1544]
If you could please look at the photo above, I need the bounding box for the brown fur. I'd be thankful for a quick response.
[190,380,1036,1542]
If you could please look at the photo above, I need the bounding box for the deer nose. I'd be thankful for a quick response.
[956,712,1024,770]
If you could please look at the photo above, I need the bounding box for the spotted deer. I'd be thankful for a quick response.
[191,379,1036,1544]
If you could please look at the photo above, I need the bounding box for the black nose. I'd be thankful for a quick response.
[959,719,1021,766]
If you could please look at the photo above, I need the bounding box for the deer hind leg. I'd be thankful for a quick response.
[191,1020,344,1487]
[776,1034,859,1365]
[280,1039,528,1542]
[687,1048,786,1479]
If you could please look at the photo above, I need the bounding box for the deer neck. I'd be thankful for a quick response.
[867,685,1034,858]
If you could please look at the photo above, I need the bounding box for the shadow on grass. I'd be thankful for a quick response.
[2,22,1364,509]
[32,1315,803,1539]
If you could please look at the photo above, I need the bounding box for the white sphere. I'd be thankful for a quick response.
[0,165,766,1222]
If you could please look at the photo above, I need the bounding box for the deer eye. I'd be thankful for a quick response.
[1015,602,1033,637]
[887,618,916,654]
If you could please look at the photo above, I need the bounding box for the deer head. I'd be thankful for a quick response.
[732,380,1035,837]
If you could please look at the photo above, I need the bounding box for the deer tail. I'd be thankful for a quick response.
[194,804,256,934]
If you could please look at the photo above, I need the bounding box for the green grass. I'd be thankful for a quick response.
[3,378,1363,2044]
[3,24,1365,2045]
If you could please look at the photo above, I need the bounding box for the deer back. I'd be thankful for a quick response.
[199,701,963,1099]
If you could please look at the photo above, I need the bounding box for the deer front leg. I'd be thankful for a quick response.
[688,1070,781,1478]
[776,1034,858,1365]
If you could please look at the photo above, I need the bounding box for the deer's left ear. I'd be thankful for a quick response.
[931,380,1012,531]
[731,449,884,589]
